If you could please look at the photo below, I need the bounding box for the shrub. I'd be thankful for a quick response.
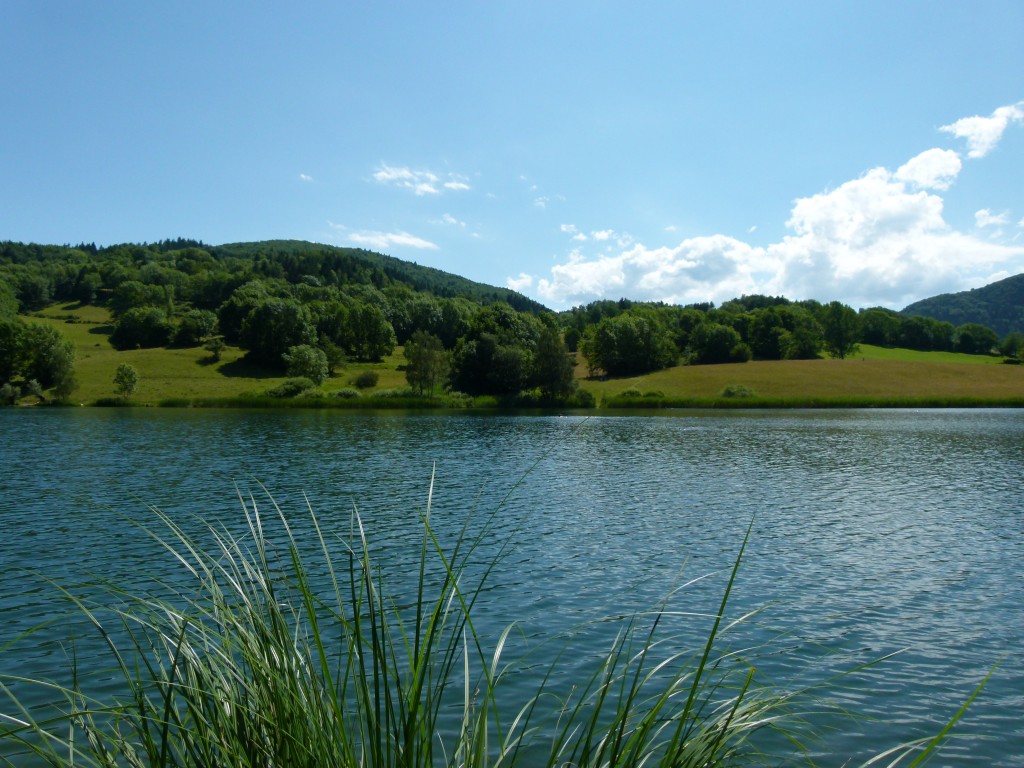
[265,377,316,398]
[204,337,226,362]
[721,384,757,398]
[371,387,415,399]
[284,344,329,386]
[353,370,379,389]
[568,389,597,408]
[442,390,475,408]
[619,387,643,398]
[174,309,218,346]
[0,382,19,406]
[332,387,361,399]
[110,307,173,349]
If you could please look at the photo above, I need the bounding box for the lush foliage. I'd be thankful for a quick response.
[113,362,139,398]
[0,317,76,401]
[284,344,329,385]
[821,301,861,359]
[110,306,174,349]
[1,240,1015,406]
[902,272,1024,337]
[580,310,678,375]
[404,330,449,397]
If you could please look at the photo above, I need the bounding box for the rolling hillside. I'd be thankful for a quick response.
[902,273,1024,337]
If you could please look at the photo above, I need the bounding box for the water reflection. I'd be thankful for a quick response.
[1,408,1021,766]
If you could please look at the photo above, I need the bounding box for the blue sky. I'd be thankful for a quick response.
[2,2,1022,311]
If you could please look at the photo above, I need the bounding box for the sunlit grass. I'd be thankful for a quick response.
[25,303,1023,408]
[578,355,1024,406]
[26,303,408,405]
[855,344,1005,365]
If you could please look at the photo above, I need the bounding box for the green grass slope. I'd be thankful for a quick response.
[22,303,1024,407]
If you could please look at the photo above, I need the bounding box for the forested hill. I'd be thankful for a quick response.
[0,238,547,314]
[901,273,1024,337]
[212,240,547,313]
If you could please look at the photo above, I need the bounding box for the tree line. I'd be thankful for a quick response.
[1,240,1017,405]
[565,294,1017,377]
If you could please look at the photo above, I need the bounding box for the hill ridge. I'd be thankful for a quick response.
[901,273,1024,337]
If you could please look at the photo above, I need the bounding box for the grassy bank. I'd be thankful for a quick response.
[579,352,1023,408]
[21,303,1024,408]
[0,484,985,766]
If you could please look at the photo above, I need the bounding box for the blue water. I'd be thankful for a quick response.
[1,408,1022,765]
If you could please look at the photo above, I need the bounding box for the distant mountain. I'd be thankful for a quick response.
[901,274,1024,337]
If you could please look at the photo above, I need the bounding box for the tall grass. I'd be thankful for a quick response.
[0,480,986,767]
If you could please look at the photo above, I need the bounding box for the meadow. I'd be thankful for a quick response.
[25,303,1024,407]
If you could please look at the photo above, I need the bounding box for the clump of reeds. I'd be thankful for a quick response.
[0,477,987,767]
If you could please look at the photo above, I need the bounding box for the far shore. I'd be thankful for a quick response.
[14,302,1024,410]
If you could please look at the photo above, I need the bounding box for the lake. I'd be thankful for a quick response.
[1,408,1022,765]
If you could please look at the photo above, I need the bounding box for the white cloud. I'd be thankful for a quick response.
[374,165,439,195]
[534,196,549,209]
[535,235,772,307]
[299,173,313,182]
[373,165,472,196]
[894,148,961,190]
[440,213,466,227]
[506,272,534,292]
[766,164,1023,307]
[975,209,1009,228]
[348,230,439,250]
[561,223,588,241]
[940,101,1024,158]
[529,148,1024,310]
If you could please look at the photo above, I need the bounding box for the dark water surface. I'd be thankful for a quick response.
[1,408,1022,765]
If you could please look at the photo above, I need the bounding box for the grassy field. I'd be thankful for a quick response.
[22,303,1024,407]
[26,303,409,404]
[576,344,1023,407]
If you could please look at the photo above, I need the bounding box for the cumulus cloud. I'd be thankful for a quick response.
[765,163,1023,307]
[373,164,470,195]
[528,144,1024,310]
[506,273,534,292]
[940,101,1024,158]
[299,173,313,182]
[348,230,439,250]
[534,236,772,307]
[894,148,961,190]
[975,209,1009,228]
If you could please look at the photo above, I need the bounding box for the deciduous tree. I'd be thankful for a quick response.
[283,344,329,385]
[113,363,139,399]
[404,330,449,397]
[821,301,860,359]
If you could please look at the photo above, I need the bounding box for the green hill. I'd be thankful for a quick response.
[901,273,1024,337]
[210,240,547,313]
